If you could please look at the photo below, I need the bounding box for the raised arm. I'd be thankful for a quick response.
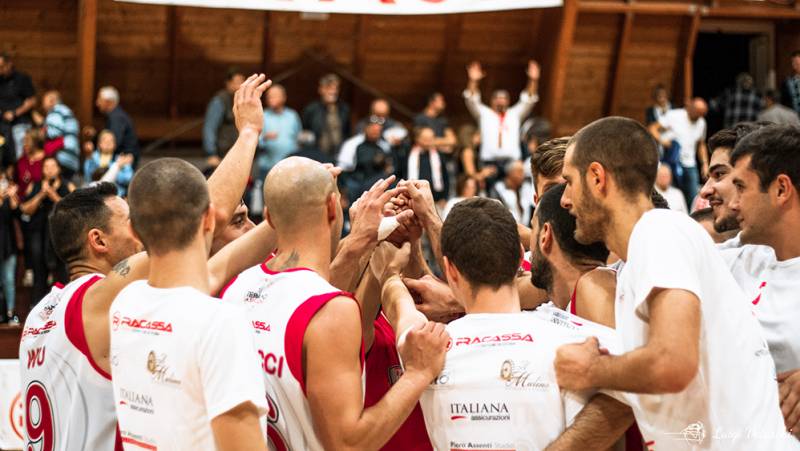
[511,60,541,118]
[399,180,444,274]
[463,61,486,120]
[207,74,272,235]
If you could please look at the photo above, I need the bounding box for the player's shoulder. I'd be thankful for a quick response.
[632,209,708,248]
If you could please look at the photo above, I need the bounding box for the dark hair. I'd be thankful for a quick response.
[765,89,780,102]
[455,174,476,197]
[709,122,773,158]
[690,207,714,222]
[128,158,210,255]
[792,50,800,59]
[225,67,243,81]
[442,197,520,290]
[730,124,800,193]
[413,125,435,141]
[49,182,118,264]
[652,84,667,100]
[569,117,658,197]
[650,189,670,209]
[319,73,341,86]
[536,184,609,263]
[531,137,569,188]
[427,92,443,105]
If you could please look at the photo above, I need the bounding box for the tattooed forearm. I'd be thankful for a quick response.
[112,258,131,277]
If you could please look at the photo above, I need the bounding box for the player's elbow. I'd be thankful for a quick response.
[650,353,698,393]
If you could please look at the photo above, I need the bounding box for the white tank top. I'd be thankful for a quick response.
[419,304,620,451]
[221,260,362,451]
[19,273,121,451]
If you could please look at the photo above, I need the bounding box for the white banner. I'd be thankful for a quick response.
[0,360,22,451]
[116,0,561,14]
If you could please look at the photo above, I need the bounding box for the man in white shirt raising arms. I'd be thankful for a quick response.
[554,116,796,450]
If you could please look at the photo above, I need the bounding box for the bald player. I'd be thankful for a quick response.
[554,117,795,450]
[221,157,448,450]
[110,159,268,450]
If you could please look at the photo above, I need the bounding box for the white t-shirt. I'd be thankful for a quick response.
[655,185,688,214]
[492,180,534,225]
[658,109,706,168]
[419,306,621,451]
[615,209,795,450]
[109,281,267,450]
[463,90,538,162]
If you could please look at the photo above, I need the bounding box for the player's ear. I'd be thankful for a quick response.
[264,207,276,230]
[443,256,458,285]
[540,222,553,253]
[204,203,217,235]
[87,228,109,255]
[326,192,338,224]
[587,162,607,195]
[774,174,794,205]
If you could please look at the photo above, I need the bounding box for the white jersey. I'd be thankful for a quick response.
[109,281,267,451]
[419,304,621,451]
[221,261,360,451]
[616,209,796,450]
[19,273,121,451]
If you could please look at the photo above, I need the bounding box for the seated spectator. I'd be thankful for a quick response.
[337,116,391,172]
[757,90,800,126]
[396,126,449,203]
[356,98,404,142]
[83,130,134,196]
[15,128,45,196]
[41,90,79,180]
[442,174,478,219]
[654,164,688,214]
[490,160,533,225]
[0,166,20,324]
[414,92,457,153]
[302,73,350,157]
[257,83,301,181]
[20,156,74,304]
[347,116,393,202]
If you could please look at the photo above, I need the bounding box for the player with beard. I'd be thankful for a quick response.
[729,125,800,437]
[221,157,449,450]
[553,116,795,450]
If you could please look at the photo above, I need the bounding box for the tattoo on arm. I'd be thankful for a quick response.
[112,258,131,277]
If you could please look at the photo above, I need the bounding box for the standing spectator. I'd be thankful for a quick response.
[203,68,245,168]
[83,130,134,195]
[15,128,45,196]
[456,124,495,192]
[396,126,449,204]
[0,167,20,324]
[41,90,79,180]
[442,174,478,219]
[257,83,301,180]
[648,97,709,207]
[347,116,392,201]
[490,160,533,225]
[654,164,688,214]
[356,98,406,145]
[463,60,540,176]
[781,50,800,115]
[758,89,800,126]
[0,52,36,165]
[302,73,350,157]
[414,92,457,153]
[95,86,140,166]
[20,157,74,304]
[714,73,763,128]
[645,84,672,126]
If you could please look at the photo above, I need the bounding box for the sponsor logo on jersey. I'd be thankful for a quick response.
[21,321,57,339]
[499,359,550,391]
[38,303,57,322]
[112,311,173,334]
[449,440,515,450]
[449,402,510,422]
[259,350,285,377]
[252,320,271,332]
[545,309,583,330]
[450,333,533,348]
[244,287,267,304]
[118,388,155,415]
[121,431,158,450]
[146,351,181,386]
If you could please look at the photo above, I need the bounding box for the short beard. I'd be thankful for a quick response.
[530,240,554,294]
[574,184,608,245]
[713,214,740,234]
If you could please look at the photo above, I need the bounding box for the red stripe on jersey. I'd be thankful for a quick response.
[284,291,362,395]
[520,259,531,272]
[217,275,238,299]
[569,284,577,315]
[121,436,157,450]
[63,275,110,380]
[115,423,124,451]
[53,282,65,289]
[625,424,645,451]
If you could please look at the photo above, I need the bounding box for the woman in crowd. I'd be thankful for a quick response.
[83,129,134,195]
[0,166,21,323]
[15,128,45,197]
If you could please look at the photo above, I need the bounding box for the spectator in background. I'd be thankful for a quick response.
[649,97,709,207]
[490,160,533,225]
[397,126,449,204]
[781,50,800,115]
[302,73,350,157]
[41,90,79,180]
[442,174,478,219]
[464,60,540,176]
[203,68,245,168]
[0,52,36,165]
[356,98,405,144]
[714,73,763,128]
[0,167,20,324]
[15,128,45,196]
[291,130,335,166]
[83,130,134,196]
[20,156,74,304]
[96,86,140,167]
[530,136,568,204]
[457,124,495,192]
[346,116,392,202]
[645,84,672,126]
[257,83,301,181]
[654,164,688,214]
[414,92,457,153]
[758,89,800,126]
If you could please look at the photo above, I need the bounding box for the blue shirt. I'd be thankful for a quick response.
[256,107,301,178]
[45,103,79,172]
[83,151,134,196]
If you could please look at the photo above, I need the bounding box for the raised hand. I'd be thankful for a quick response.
[233,73,273,135]
[398,180,439,228]
[527,60,541,81]
[466,61,485,82]
[370,242,411,286]
[403,275,462,323]
[349,176,402,249]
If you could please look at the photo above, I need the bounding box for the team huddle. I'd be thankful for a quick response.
[17,74,800,451]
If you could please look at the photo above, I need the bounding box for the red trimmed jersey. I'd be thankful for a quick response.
[19,274,122,451]
[365,314,432,451]
[221,260,363,451]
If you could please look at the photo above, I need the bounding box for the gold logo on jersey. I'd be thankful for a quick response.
[146,351,181,386]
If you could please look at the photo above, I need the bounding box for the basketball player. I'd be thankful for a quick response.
[379,197,631,449]
[110,159,268,450]
[20,73,274,451]
[553,117,795,449]
[221,157,449,450]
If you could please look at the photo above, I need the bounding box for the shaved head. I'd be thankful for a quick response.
[263,157,338,231]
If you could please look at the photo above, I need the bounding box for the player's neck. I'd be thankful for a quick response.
[147,241,210,293]
[605,196,653,261]
[464,284,521,314]
[768,211,800,261]
[268,238,331,279]
[550,263,584,310]
[68,258,112,280]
